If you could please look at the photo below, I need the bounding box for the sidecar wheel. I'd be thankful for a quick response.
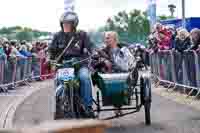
[144,76,151,125]
[144,102,151,125]
[140,76,152,125]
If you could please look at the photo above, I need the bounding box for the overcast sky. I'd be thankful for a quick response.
[0,0,198,32]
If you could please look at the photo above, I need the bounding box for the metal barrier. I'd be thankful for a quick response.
[0,56,54,92]
[0,56,5,85]
[150,50,200,98]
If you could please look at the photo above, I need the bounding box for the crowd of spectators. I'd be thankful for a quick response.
[147,23,200,53]
[147,23,200,87]
[0,38,49,60]
[0,38,52,88]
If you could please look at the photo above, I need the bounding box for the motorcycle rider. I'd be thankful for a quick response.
[48,11,94,117]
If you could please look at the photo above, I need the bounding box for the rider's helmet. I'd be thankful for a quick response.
[60,11,79,31]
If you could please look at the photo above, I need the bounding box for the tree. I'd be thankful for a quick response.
[8,26,23,31]
[0,27,11,34]
[158,15,175,21]
[0,26,51,40]
[16,31,33,41]
[103,9,150,44]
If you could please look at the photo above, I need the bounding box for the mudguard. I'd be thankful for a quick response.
[56,84,64,98]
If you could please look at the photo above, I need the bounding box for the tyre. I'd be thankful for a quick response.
[54,98,64,120]
[144,102,151,125]
[141,76,152,125]
[63,91,76,119]
[55,88,75,119]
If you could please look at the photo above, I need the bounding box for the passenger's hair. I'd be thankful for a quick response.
[104,31,119,43]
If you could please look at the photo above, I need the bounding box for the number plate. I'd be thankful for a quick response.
[57,68,75,80]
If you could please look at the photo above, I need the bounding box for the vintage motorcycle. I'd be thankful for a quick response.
[53,47,152,125]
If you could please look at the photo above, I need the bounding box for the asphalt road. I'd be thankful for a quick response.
[1,79,200,133]
[106,93,200,133]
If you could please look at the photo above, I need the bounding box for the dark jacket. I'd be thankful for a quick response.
[189,29,200,51]
[175,37,191,53]
[48,30,93,65]
[97,43,127,62]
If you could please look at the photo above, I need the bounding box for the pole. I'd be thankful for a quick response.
[182,0,186,28]
[148,0,156,32]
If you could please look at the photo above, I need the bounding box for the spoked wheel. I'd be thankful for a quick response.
[74,95,96,119]
[54,98,64,120]
[63,95,76,119]
[55,80,95,119]
[54,85,76,119]
[140,76,152,125]
[54,95,75,119]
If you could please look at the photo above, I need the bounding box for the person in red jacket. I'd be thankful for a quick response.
[157,28,172,50]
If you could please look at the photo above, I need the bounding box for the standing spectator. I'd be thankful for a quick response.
[0,38,7,59]
[183,28,200,87]
[37,42,47,80]
[166,25,177,49]
[157,29,172,51]
[189,28,200,50]
[175,28,191,53]
[26,43,33,52]
[4,42,12,58]
[154,24,172,81]
[9,40,25,58]
[19,45,32,57]
[174,28,191,84]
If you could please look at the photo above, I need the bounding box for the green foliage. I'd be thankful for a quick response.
[100,9,175,44]
[16,31,33,41]
[102,9,150,44]
[0,26,50,41]
[88,30,104,48]
[0,27,12,34]
[158,15,175,21]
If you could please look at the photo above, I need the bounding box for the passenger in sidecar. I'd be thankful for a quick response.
[95,31,136,73]
[92,31,137,116]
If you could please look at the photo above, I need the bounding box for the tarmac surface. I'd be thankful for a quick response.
[0,79,200,133]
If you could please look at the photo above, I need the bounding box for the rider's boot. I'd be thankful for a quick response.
[87,106,95,118]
